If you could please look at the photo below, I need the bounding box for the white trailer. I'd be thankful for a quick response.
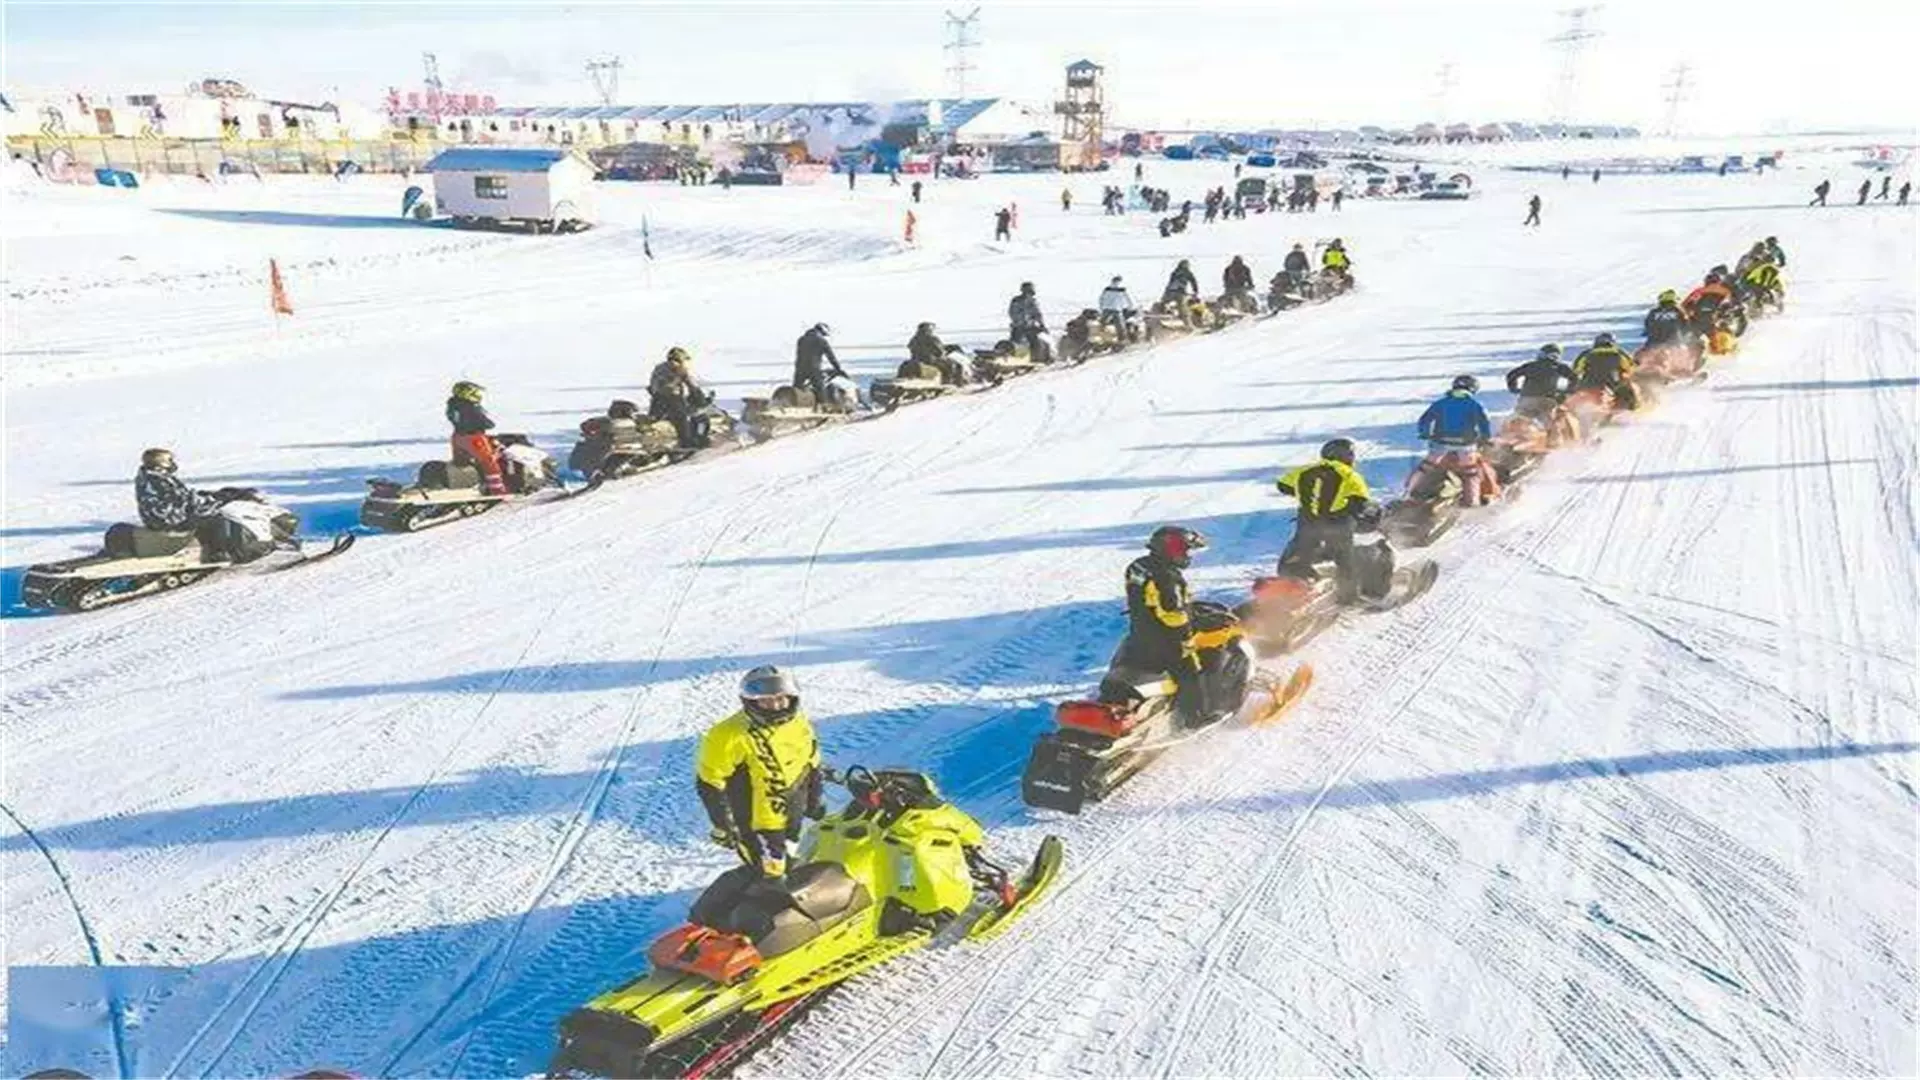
[422,147,595,233]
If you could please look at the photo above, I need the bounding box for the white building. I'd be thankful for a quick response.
[425,147,595,232]
[5,81,386,141]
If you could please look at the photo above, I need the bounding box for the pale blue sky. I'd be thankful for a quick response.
[5,1,1915,132]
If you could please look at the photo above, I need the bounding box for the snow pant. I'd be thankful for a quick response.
[1100,310,1131,338]
[1425,445,1500,506]
[451,433,507,494]
[1514,394,1559,422]
[795,369,829,405]
[995,224,1011,240]
[1524,208,1540,225]
[652,401,707,449]
[1011,327,1050,362]
[1279,518,1359,601]
[1109,631,1209,727]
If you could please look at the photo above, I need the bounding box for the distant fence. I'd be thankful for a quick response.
[6,136,444,181]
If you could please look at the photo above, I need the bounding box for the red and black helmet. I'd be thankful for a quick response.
[1147,525,1207,567]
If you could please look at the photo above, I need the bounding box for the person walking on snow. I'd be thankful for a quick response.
[695,666,824,879]
[910,179,922,203]
[1524,193,1542,226]
[993,206,1013,241]
[446,380,507,495]
[1857,178,1872,205]
[1331,188,1344,211]
[1900,181,1912,206]
[1061,187,1073,211]
[1878,175,1893,200]
[1810,178,1831,206]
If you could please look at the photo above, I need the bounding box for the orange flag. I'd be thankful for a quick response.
[903,210,917,244]
[269,258,294,316]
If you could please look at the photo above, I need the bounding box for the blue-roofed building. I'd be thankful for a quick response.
[424,147,595,230]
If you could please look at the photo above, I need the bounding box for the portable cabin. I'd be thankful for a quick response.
[425,147,595,232]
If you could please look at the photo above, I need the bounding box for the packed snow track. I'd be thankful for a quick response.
[3,160,1914,1077]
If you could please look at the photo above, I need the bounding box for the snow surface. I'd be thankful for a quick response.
[3,157,1916,1078]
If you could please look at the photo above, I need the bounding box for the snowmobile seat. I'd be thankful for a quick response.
[418,461,482,491]
[104,523,199,559]
[769,385,817,410]
[897,359,943,381]
[784,861,871,922]
[731,864,872,958]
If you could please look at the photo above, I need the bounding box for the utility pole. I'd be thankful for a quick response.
[1546,6,1603,126]
[422,51,445,125]
[943,8,981,99]
[587,57,623,107]
[1433,62,1457,130]
[1660,62,1691,137]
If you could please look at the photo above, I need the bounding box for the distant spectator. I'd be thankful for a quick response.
[1878,175,1892,200]
[993,205,1013,241]
[1524,193,1541,226]
[1899,181,1911,206]
[1810,179,1830,206]
[1857,178,1872,205]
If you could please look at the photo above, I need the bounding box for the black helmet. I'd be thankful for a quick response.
[1594,331,1617,348]
[141,447,176,472]
[1320,437,1356,466]
[739,665,800,727]
[1176,259,1190,268]
[916,321,934,332]
[811,322,831,337]
[1146,525,1207,568]
[1451,374,1480,394]
[1765,235,1778,244]
[1711,263,1730,276]
[1020,281,1035,295]
[1538,342,1563,360]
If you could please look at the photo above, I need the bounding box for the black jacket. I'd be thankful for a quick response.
[1573,345,1635,388]
[135,467,218,530]
[1165,265,1199,297]
[1283,249,1311,275]
[907,328,948,366]
[1009,293,1045,332]
[1123,552,1192,660]
[1506,356,1577,398]
[1643,304,1687,346]
[446,397,494,435]
[793,330,844,382]
[1224,260,1254,292]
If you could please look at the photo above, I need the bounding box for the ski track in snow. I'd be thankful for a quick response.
[2,160,1915,1078]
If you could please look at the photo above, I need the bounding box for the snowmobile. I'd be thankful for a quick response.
[1238,542,1440,657]
[550,766,1063,1079]
[868,355,968,411]
[1379,446,1497,547]
[1482,414,1560,489]
[1057,309,1132,364]
[741,378,864,442]
[21,492,352,613]
[568,398,736,481]
[1145,294,1220,336]
[1564,385,1638,436]
[1021,602,1313,814]
[1214,289,1262,322]
[1632,342,1704,389]
[360,435,560,532]
[970,340,1046,384]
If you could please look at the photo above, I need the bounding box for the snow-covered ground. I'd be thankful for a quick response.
[3,157,1915,1078]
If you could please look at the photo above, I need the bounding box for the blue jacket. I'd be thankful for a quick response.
[1418,391,1491,443]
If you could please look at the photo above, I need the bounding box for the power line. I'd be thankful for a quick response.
[943,8,981,99]
[1546,6,1604,125]
[586,57,623,107]
[1661,62,1691,137]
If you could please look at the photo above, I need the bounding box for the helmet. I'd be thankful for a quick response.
[1146,525,1207,568]
[1110,275,1124,286]
[811,322,831,337]
[1080,307,1099,319]
[1320,437,1356,465]
[1451,374,1480,394]
[916,321,934,332]
[1711,263,1730,276]
[1537,343,1563,360]
[1765,235,1777,244]
[1291,242,1304,251]
[666,346,691,366]
[140,447,176,472]
[1705,270,1723,283]
[739,665,800,727]
[1658,289,1678,304]
[1020,281,1035,295]
[1594,332,1617,348]
[451,380,484,402]
[1330,238,1344,248]
[1176,259,1190,268]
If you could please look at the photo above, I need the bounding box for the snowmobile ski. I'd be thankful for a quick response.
[1355,559,1439,612]
[271,532,357,571]
[1246,663,1316,727]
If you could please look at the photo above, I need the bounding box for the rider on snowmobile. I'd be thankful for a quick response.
[1283,243,1312,281]
[1643,290,1688,348]
[1098,276,1137,338]
[1417,376,1499,506]
[1008,282,1048,359]
[1119,526,1209,721]
[648,347,714,449]
[908,321,968,385]
[134,448,222,532]
[1321,239,1352,283]
[793,323,849,403]
[695,666,825,880]
[447,380,507,496]
[1764,236,1786,268]
[1275,438,1376,601]
[1505,344,1577,422]
[1572,332,1641,410]
[1682,272,1735,339]
[1223,256,1255,295]
[1161,260,1199,306]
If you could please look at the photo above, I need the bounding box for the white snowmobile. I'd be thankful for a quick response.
[742,378,864,442]
[359,435,560,532]
[568,398,737,481]
[1021,602,1312,814]
[22,493,352,613]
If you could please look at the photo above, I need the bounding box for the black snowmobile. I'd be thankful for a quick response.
[568,398,735,481]
[1021,602,1311,814]
[22,492,352,613]
[1380,461,1469,548]
[360,435,560,532]
[1238,540,1439,657]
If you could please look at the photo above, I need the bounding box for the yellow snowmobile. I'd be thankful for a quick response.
[550,767,1063,1078]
